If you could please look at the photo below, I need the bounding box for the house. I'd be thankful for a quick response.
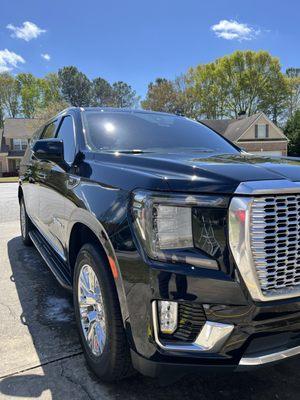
[0,118,38,176]
[201,112,288,156]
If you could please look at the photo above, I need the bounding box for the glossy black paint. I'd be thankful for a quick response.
[32,138,64,163]
[19,107,300,376]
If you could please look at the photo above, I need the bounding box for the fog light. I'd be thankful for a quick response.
[158,301,178,334]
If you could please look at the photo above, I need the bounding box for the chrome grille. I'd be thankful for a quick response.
[250,195,300,294]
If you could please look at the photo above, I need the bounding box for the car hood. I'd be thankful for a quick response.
[91,151,300,194]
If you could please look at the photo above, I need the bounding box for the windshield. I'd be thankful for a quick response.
[83,111,239,154]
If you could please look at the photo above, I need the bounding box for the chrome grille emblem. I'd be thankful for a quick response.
[229,181,300,302]
[250,195,300,293]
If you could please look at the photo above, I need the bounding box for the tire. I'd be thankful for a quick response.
[73,243,133,382]
[20,198,33,246]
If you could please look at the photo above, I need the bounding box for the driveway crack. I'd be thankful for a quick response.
[0,351,83,379]
[60,361,94,400]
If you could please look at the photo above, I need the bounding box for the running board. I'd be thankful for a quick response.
[29,229,72,290]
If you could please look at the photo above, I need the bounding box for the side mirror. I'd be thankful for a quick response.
[32,139,64,163]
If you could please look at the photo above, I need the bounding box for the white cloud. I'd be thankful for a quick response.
[0,49,25,73]
[41,53,51,61]
[7,21,46,41]
[211,19,260,41]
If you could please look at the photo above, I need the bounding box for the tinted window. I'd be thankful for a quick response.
[56,116,76,164]
[83,112,239,154]
[28,126,44,152]
[42,120,59,139]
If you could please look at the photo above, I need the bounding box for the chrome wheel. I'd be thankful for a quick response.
[78,264,106,356]
[20,201,26,238]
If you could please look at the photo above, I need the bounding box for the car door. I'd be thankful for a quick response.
[36,119,64,253]
[20,125,44,226]
[39,114,77,261]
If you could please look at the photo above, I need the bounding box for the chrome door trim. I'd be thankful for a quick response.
[30,217,67,262]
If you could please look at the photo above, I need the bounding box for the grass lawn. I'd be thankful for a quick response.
[0,176,19,183]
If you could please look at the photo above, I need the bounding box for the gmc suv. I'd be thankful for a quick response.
[19,107,300,382]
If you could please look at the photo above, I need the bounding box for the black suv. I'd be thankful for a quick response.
[19,107,300,382]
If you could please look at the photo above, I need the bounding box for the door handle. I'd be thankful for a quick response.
[67,175,80,189]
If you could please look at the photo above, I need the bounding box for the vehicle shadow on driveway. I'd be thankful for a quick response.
[2,236,300,399]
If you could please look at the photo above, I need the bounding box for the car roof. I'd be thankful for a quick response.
[42,107,187,131]
[62,106,182,118]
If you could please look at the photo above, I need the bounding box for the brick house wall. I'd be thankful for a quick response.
[236,114,288,156]
[0,118,38,176]
[236,140,288,156]
[201,113,288,157]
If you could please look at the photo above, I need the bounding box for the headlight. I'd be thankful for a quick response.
[131,191,228,269]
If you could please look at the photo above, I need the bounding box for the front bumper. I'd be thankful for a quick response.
[148,296,300,370]
[114,197,300,378]
[240,344,300,366]
[130,350,235,383]
[112,181,300,379]
[131,342,300,381]
[152,301,235,353]
[117,250,300,375]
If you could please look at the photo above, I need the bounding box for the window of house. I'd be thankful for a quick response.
[56,116,76,164]
[13,139,28,150]
[256,124,269,139]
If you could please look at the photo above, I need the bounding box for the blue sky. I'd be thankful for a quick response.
[0,0,299,98]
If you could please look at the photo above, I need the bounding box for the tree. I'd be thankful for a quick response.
[43,73,63,105]
[16,73,43,118]
[91,77,113,107]
[141,76,198,117]
[285,109,300,156]
[0,105,4,129]
[187,50,290,121]
[186,63,226,119]
[259,69,290,124]
[29,100,69,131]
[0,73,20,117]
[173,75,199,117]
[141,78,178,113]
[111,81,138,108]
[219,51,288,120]
[286,68,300,119]
[58,66,91,107]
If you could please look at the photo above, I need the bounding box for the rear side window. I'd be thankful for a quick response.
[56,116,76,164]
[42,120,59,139]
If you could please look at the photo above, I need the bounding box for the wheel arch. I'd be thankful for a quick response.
[67,212,129,324]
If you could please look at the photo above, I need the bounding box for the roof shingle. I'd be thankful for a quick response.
[3,118,40,139]
[201,113,264,142]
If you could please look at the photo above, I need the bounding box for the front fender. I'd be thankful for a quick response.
[65,186,131,325]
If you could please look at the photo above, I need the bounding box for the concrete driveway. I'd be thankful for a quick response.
[1,183,300,399]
